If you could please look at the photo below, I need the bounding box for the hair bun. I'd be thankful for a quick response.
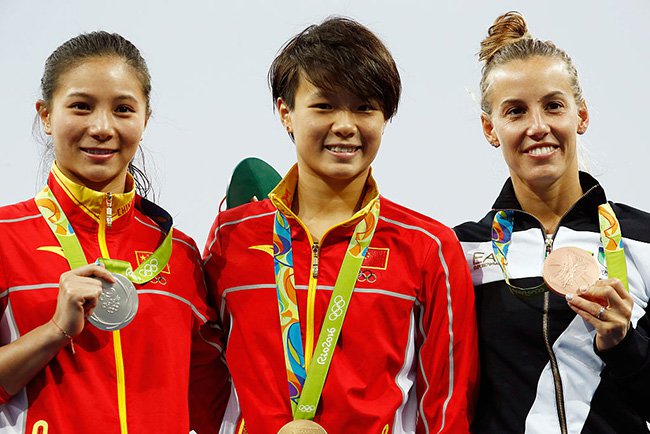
[479,11,530,64]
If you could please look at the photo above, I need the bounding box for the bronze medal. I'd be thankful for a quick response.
[543,247,600,296]
[277,420,328,434]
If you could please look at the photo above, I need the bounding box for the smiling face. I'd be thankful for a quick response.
[277,75,386,185]
[481,56,589,193]
[37,56,149,193]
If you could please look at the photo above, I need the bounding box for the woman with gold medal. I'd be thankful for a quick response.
[204,17,479,434]
[0,32,228,433]
[455,11,650,434]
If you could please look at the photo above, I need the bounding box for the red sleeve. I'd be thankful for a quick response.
[202,213,229,335]
[0,228,12,405]
[188,232,230,434]
[189,319,230,434]
[416,229,479,433]
[0,384,11,404]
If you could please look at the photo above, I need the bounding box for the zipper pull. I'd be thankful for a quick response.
[312,241,320,278]
[106,192,113,228]
[545,233,553,257]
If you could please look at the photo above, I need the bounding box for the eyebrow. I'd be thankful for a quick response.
[498,98,522,108]
[64,91,140,102]
[539,91,568,101]
[499,91,569,108]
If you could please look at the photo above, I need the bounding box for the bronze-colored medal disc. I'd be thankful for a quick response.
[277,420,328,434]
[543,247,600,296]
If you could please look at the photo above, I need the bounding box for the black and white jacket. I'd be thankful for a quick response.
[455,172,650,434]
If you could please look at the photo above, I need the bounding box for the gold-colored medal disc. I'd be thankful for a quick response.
[277,419,328,434]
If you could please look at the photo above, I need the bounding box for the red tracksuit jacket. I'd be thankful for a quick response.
[0,166,228,434]
[203,167,478,433]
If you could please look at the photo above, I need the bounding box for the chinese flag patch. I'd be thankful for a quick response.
[135,251,171,274]
[362,247,389,270]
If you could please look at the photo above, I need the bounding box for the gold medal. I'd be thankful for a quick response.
[277,419,328,434]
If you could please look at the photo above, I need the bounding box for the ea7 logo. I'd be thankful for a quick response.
[472,251,498,270]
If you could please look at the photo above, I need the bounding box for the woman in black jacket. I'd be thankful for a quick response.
[455,11,650,434]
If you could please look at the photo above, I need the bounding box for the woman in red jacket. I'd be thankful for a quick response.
[204,17,478,434]
[0,31,227,433]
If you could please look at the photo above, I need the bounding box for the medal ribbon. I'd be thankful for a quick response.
[598,203,629,291]
[273,200,380,420]
[491,204,628,296]
[491,210,548,296]
[35,185,173,283]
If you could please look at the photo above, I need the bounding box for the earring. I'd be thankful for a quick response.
[490,140,500,148]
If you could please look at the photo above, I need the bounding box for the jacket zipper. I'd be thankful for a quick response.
[304,239,320,370]
[311,241,320,278]
[106,192,113,228]
[541,231,568,434]
[544,233,553,256]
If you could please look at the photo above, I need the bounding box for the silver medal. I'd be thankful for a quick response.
[88,273,139,331]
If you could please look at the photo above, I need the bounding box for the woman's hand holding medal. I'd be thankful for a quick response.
[543,247,633,351]
[52,264,115,339]
[565,278,633,351]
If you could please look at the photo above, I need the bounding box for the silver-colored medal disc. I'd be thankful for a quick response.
[277,420,328,434]
[88,273,139,331]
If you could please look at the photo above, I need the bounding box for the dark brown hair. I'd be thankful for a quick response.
[268,16,401,120]
[39,31,153,197]
[479,11,583,114]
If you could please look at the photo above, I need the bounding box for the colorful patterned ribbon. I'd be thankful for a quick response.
[491,210,548,296]
[273,211,306,407]
[35,185,173,284]
[598,203,629,291]
[273,200,380,420]
[492,210,514,273]
[491,203,628,296]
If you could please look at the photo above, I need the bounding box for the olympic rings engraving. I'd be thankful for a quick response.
[151,275,167,285]
[357,269,377,283]
[328,295,346,321]
[297,405,316,413]
[138,258,159,278]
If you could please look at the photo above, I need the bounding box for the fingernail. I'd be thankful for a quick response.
[566,294,574,301]
[578,285,588,293]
